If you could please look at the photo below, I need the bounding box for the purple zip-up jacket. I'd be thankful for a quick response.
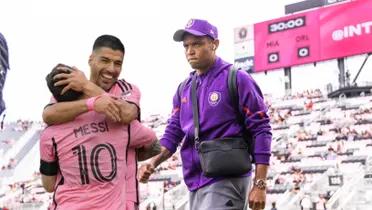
[160,57,272,191]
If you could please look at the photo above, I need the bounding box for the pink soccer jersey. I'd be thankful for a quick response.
[40,112,156,210]
[110,80,149,206]
[40,111,128,210]
[110,79,140,107]
[126,121,157,205]
[126,149,139,206]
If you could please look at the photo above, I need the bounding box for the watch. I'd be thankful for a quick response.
[254,179,267,190]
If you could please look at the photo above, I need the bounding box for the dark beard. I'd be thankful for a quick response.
[190,62,208,71]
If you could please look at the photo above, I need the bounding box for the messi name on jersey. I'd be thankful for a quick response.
[73,120,109,138]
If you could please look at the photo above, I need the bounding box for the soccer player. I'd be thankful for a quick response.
[42,35,161,209]
[40,64,158,209]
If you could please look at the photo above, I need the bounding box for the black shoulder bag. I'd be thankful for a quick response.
[192,68,253,177]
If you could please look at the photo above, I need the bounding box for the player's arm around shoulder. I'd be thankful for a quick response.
[43,68,106,125]
[42,99,89,125]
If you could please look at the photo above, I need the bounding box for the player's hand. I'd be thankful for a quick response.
[53,66,89,95]
[94,95,121,123]
[138,163,155,183]
[248,186,266,210]
[113,100,138,124]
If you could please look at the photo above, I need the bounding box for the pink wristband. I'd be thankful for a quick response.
[86,93,110,111]
[86,96,97,111]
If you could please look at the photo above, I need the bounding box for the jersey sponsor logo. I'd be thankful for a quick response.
[120,90,132,99]
[116,79,133,99]
[208,91,221,106]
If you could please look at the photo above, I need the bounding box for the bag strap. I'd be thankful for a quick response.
[191,67,247,149]
[229,67,255,162]
[191,75,200,148]
[191,67,239,148]
[228,66,244,125]
[177,78,188,99]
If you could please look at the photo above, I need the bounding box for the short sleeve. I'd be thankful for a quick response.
[129,120,156,148]
[39,129,58,176]
[124,84,140,107]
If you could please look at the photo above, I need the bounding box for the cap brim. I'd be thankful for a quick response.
[173,29,207,42]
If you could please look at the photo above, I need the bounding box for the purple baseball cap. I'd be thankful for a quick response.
[173,19,218,42]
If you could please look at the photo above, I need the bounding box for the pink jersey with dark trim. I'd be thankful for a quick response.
[40,113,156,210]
[110,80,153,203]
[110,79,140,107]
[40,111,128,210]
[41,80,146,209]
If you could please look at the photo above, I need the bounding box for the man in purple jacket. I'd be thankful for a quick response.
[139,19,272,210]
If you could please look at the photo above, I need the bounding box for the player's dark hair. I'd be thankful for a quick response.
[46,64,83,102]
[93,34,125,53]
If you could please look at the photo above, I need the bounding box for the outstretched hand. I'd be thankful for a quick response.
[137,163,155,183]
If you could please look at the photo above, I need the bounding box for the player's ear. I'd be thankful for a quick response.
[88,54,93,66]
[212,40,219,51]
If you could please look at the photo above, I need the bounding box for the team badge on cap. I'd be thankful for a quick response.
[208,91,221,106]
[186,19,194,29]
